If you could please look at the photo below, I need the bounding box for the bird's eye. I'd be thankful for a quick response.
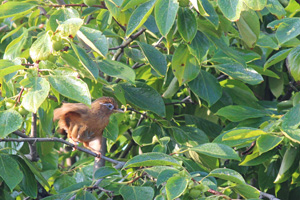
[105,103,114,110]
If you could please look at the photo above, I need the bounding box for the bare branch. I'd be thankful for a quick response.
[28,113,39,162]
[2,137,125,168]
[49,3,106,8]
[260,192,280,200]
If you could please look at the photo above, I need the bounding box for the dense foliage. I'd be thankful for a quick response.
[1,0,300,199]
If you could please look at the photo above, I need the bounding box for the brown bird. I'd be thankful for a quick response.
[53,97,122,160]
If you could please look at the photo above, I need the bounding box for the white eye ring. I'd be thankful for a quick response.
[102,103,114,110]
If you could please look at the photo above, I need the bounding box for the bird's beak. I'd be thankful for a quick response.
[114,109,124,113]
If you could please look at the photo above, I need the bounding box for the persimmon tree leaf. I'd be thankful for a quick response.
[0,109,23,138]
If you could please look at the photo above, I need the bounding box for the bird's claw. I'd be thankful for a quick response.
[72,142,79,151]
[95,153,101,162]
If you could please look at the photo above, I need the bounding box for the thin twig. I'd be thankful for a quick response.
[15,87,24,105]
[260,192,280,200]
[153,36,164,47]
[1,137,125,168]
[49,3,106,8]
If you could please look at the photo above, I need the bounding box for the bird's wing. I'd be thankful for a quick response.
[53,103,89,121]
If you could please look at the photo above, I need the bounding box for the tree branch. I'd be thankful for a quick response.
[2,137,125,168]
[28,113,39,162]
[260,192,280,200]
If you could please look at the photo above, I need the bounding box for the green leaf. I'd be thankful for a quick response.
[257,134,283,154]
[188,31,210,64]
[155,0,179,36]
[99,60,135,83]
[264,49,292,70]
[0,2,36,19]
[177,8,197,42]
[217,0,243,21]
[189,70,222,106]
[48,8,80,32]
[56,18,83,37]
[75,190,97,200]
[13,156,37,198]
[121,82,166,117]
[266,0,286,19]
[120,186,154,200]
[239,148,277,166]
[77,26,108,57]
[215,63,263,85]
[0,109,23,138]
[268,18,300,44]
[53,175,76,192]
[138,42,167,76]
[243,0,267,10]
[236,9,260,48]
[48,69,91,106]
[123,152,181,168]
[132,123,159,146]
[172,44,200,85]
[216,105,267,122]
[103,115,119,141]
[287,46,300,81]
[208,168,245,185]
[20,77,50,113]
[282,103,300,130]
[257,33,279,50]
[157,168,179,186]
[231,184,260,199]
[200,0,219,28]
[0,60,25,77]
[126,0,156,37]
[165,176,188,200]
[0,154,23,191]
[122,0,149,11]
[191,143,241,161]
[94,166,119,179]
[222,128,267,141]
[70,42,99,79]
[30,31,53,62]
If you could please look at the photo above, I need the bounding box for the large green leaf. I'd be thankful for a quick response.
[172,44,200,85]
[266,0,286,19]
[48,69,91,106]
[0,60,25,77]
[77,26,108,57]
[155,0,179,36]
[138,42,167,76]
[0,109,23,138]
[0,2,37,19]
[191,143,241,160]
[287,46,300,81]
[20,77,50,113]
[30,31,53,62]
[121,82,166,117]
[120,186,154,200]
[217,0,243,21]
[56,18,83,37]
[188,31,210,64]
[189,70,222,106]
[157,168,179,186]
[282,103,300,130]
[123,152,181,168]
[48,8,80,32]
[257,134,283,154]
[103,115,119,141]
[264,48,292,70]
[132,123,159,146]
[232,184,260,199]
[70,42,99,79]
[122,0,149,11]
[243,0,267,10]
[208,168,245,185]
[13,156,37,198]
[99,60,135,83]
[0,154,23,191]
[177,7,197,42]
[126,0,156,37]
[268,18,300,44]
[200,0,219,28]
[236,9,260,48]
[216,105,267,122]
[166,176,188,200]
[94,166,119,179]
[215,63,263,85]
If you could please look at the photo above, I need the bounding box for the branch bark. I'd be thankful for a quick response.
[3,136,125,168]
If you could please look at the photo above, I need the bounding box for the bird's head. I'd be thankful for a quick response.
[91,97,123,117]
